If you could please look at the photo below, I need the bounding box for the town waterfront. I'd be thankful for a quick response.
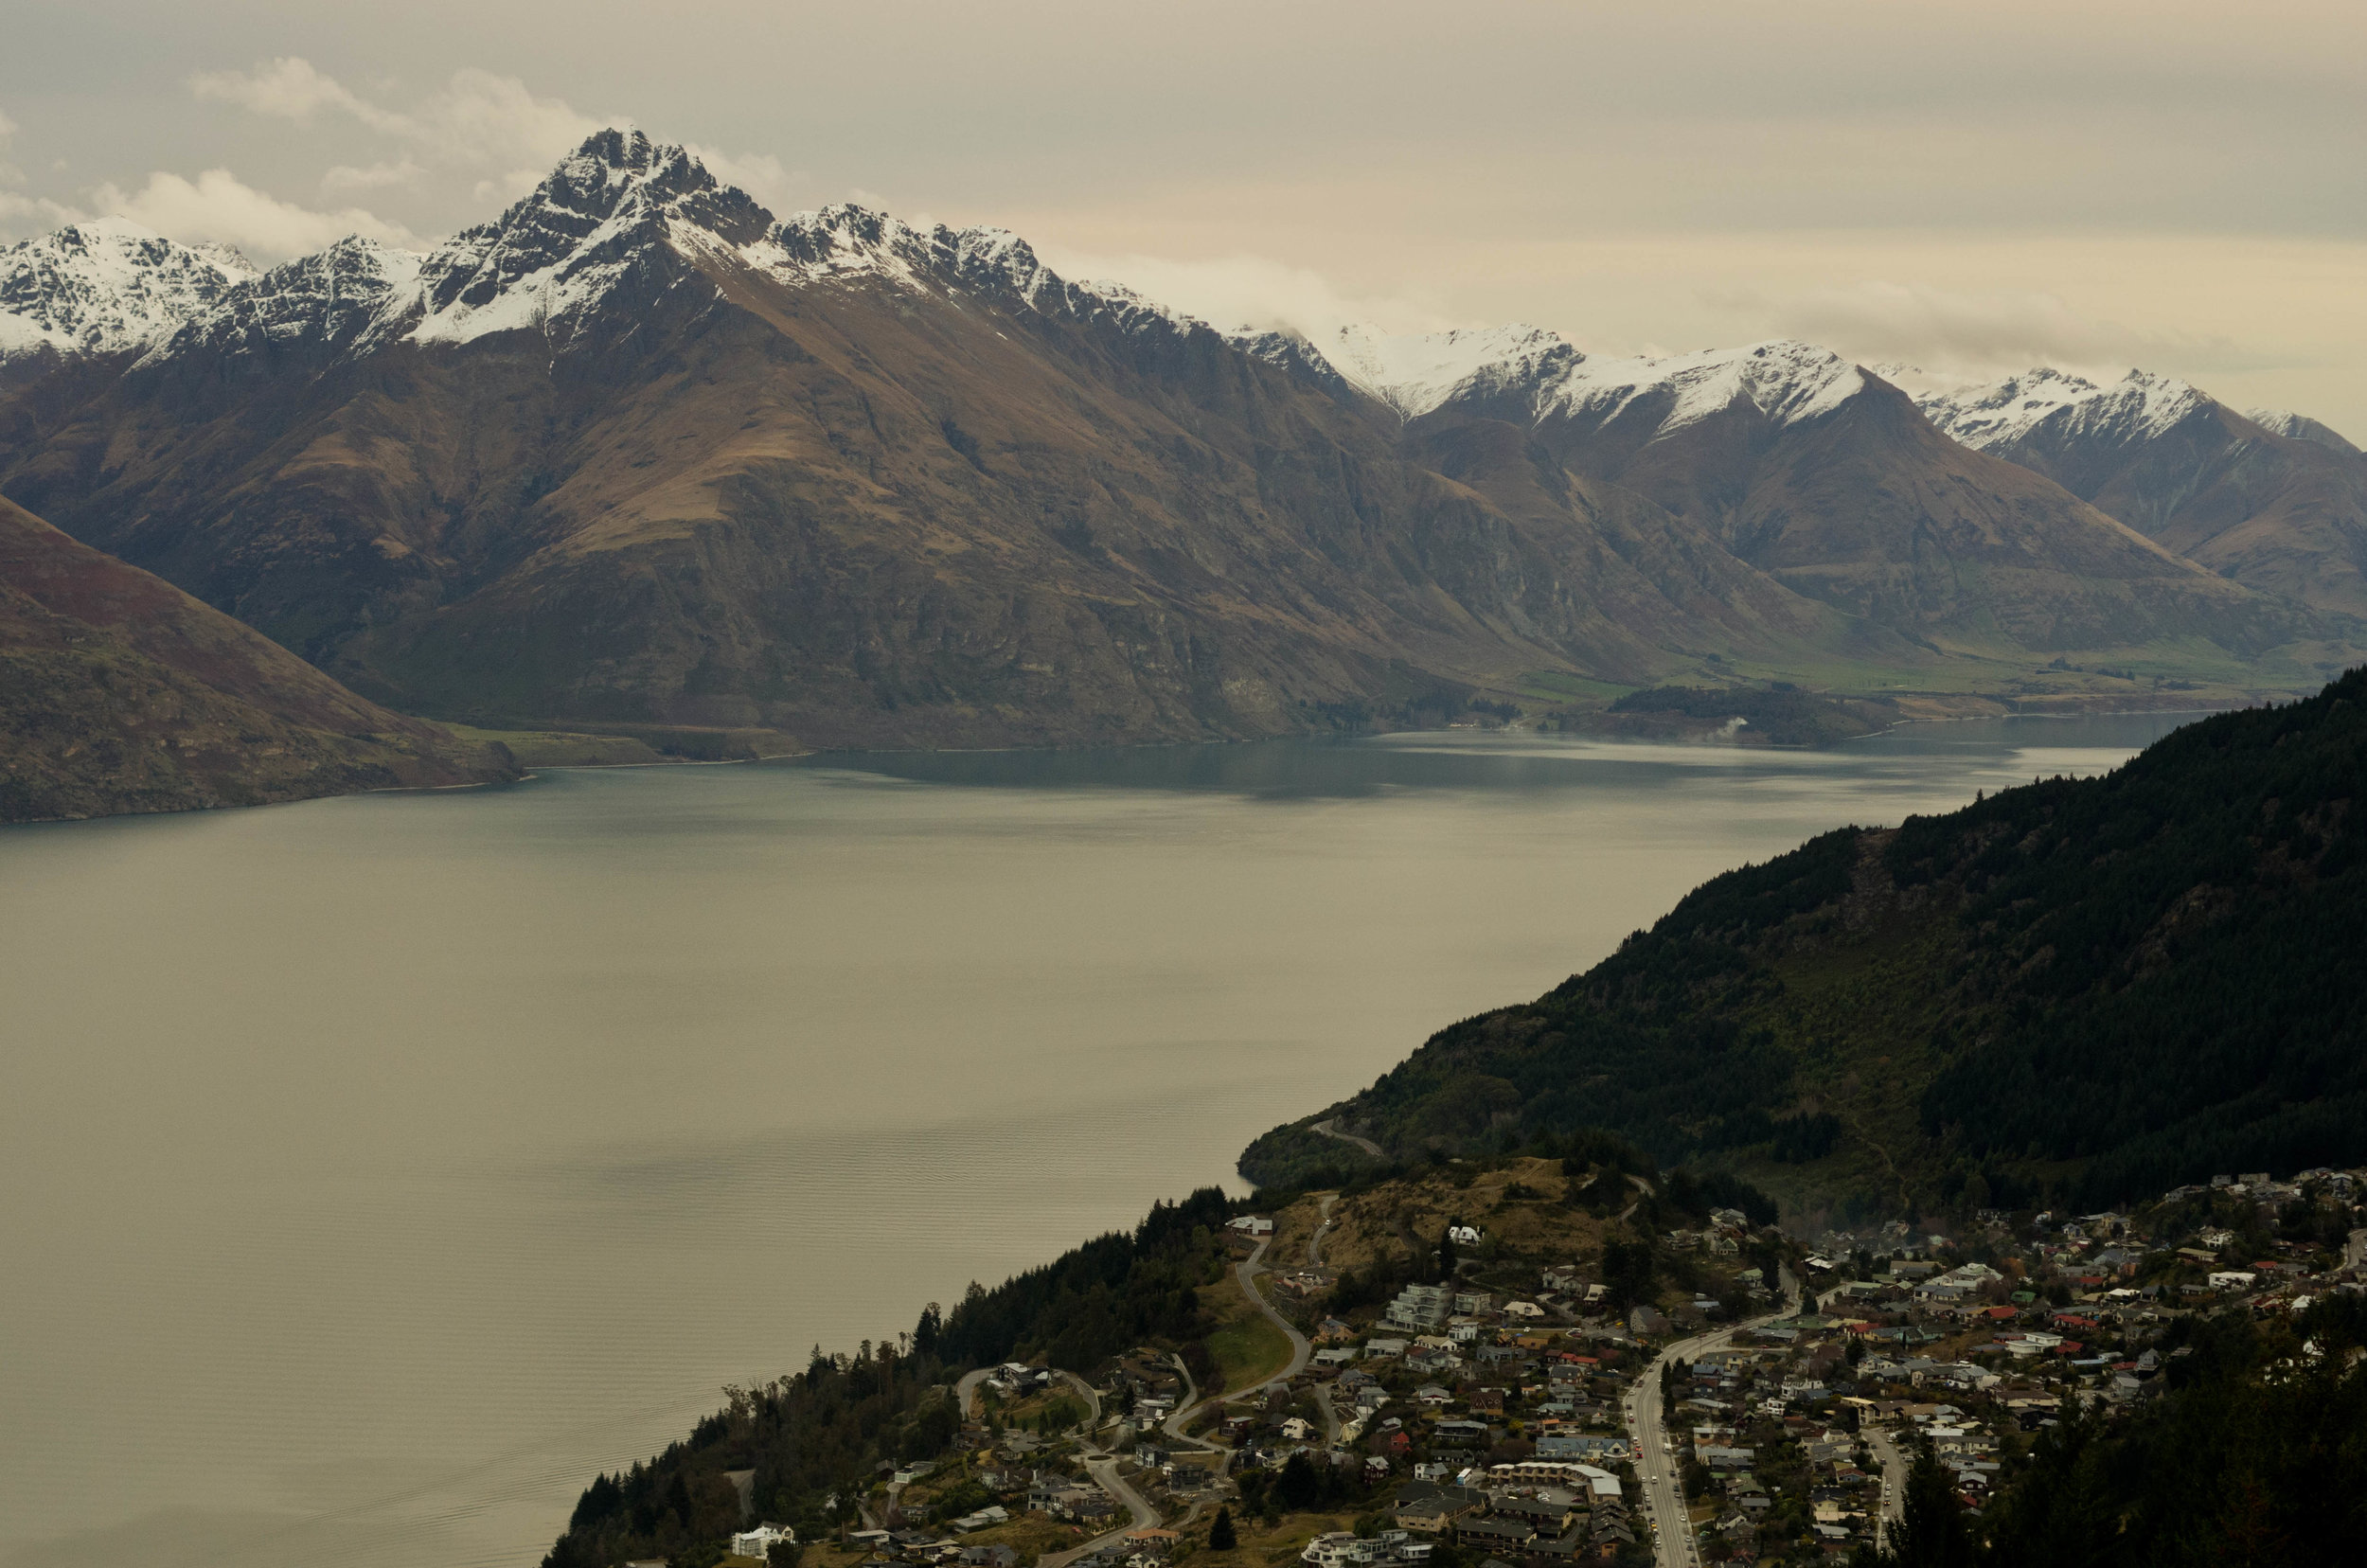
[0,715,2190,1568]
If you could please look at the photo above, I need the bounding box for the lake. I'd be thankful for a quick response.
[0,714,2194,1568]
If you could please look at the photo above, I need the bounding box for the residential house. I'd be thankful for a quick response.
[1392,1482,1487,1533]
[1455,1519,1536,1553]
[732,1524,796,1559]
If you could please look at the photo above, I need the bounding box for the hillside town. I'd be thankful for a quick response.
[707,1160,2365,1568]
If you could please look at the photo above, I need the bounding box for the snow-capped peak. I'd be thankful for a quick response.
[406,127,769,347]
[1539,338,1865,435]
[151,236,425,365]
[2245,406,2362,458]
[1264,324,1867,436]
[0,220,257,365]
[750,203,1199,335]
[1299,323,1578,419]
[1918,366,2212,452]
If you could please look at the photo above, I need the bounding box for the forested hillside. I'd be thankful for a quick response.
[1242,670,2367,1215]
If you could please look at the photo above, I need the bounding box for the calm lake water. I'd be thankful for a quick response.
[0,715,2195,1568]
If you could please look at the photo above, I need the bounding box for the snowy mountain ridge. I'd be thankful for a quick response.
[3,130,2355,473]
[0,218,256,365]
[1,130,1205,369]
[2245,407,2363,459]
[1268,321,1868,439]
[1915,366,2216,453]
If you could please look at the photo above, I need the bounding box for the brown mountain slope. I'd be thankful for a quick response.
[0,135,1893,746]
[0,496,512,824]
[1961,394,2367,619]
[1505,366,2303,657]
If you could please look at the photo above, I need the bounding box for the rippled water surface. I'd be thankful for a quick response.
[0,714,2197,1568]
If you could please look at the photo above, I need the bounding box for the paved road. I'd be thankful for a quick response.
[1308,1192,1340,1267]
[1865,1426,1909,1550]
[1036,1455,1162,1568]
[1306,1195,1343,1442]
[1614,1173,1653,1223]
[1310,1119,1383,1158]
[1240,1235,1313,1393]
[1622,1265,1800,1568]
[1085,1454,1160,1528]
[1163,1352,1225,1456]
[2347,1226,2367,1274]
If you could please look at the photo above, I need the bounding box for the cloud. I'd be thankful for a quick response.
[1028,248,1454,342]
[0,107,17,139]
[689,146,807,214]
[92,169,417,260]
[1716,279,2297,383]
[322,158,427,192]
[0,189,88,232]
[188,59,805,219]
[190,57,399,131]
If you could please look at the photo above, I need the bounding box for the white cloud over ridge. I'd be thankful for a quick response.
[1718,278,2299,386]
[165,60,810,246]
[92,169,418,258]
[1029,246,1455,345]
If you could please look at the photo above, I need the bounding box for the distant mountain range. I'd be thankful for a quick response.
[2,128,2361,758]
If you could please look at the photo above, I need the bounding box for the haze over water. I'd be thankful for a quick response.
[0,716,2190,1568]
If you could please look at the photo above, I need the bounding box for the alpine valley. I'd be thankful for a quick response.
[3,129,2364,815]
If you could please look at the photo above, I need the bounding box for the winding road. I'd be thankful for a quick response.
[1310,1120,1383,1159]
[982,1191,1349,1566]
[1622,1264,1800,1568]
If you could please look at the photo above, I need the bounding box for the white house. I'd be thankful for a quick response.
[732,1524,796,1559]
[1230,1216,1276,1236]
[1448,1225,1482,1246]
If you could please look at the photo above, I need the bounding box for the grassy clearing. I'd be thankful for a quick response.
[1517,669,1636,704]
[1201,1273,1293,1393]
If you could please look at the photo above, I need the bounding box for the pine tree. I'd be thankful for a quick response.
[1886,1443,1973,1568]
[1209,1506,1237,1551]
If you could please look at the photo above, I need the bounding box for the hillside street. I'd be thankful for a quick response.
[1623,1266,1800,1568]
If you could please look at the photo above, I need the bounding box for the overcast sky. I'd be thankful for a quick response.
[5,0,2362,432]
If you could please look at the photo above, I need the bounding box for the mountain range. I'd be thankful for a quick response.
[3,128,2362,766]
